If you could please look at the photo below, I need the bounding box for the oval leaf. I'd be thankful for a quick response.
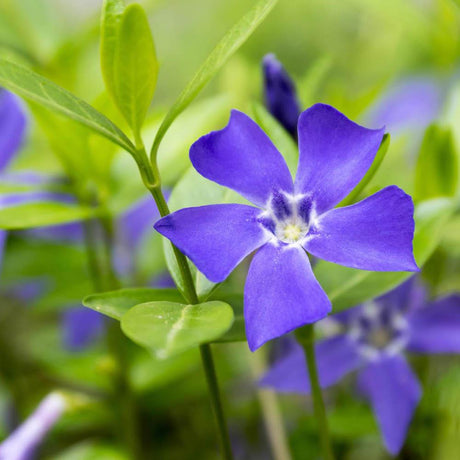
[0,58,135,154]
[83,287,184,320]
[113,3,159,133]
[150,0,279,160]
[100,0,125,101]
[121,300,234,358]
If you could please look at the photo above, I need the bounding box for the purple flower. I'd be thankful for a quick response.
[0,392,67,460]
[0,89,27,272]
[365,77,442,136]
[263,54,301,138]
[154,104,418,351]
[62,306,105,351]
[0,90,27,173]
[260,279,460,454]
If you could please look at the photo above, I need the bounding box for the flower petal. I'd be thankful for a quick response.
[295,104,384,213]
[357,355,421,455]
[190,110,294,207]
[62,307,105,351]
[244,243,331,351]
[305,186,418,271]
[0,91,27,172]
[262,54,300,138]
[260,335,361,392]
[407,295,460,353]
[154,204,269,283]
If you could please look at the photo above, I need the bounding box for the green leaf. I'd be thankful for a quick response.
[113,4,159,133]
[83,288,183,320]
[298,55,332,108]
[251,101,298,174]
[415,125,458,201]
[149,0,278,160]
[121,301,234,358]
[0,202,95,229]
[339,133,390,206]
[315,198,455,312]
[0,58,135,154]
[100,0,125,102]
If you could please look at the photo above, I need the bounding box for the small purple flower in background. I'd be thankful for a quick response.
[263,54,301,138]
[0,90,27,172]
[154,104,418,351]
[365,77,443,136]
[261,279,460,454]
[0,392,67,460]
[0,89,27,273]
[62,307,105,351]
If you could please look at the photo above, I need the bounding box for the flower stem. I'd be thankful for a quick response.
[296,324,335,460]
[134,141,233,459]
[200,344,234,460]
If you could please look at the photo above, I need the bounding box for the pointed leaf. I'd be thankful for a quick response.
[121,300,234,358]
[100,0,125,101]
[415,125,458,201]
[83,288,183,320]
[0,58,135,154]
[150,0,279,159]
[113,4,159,132]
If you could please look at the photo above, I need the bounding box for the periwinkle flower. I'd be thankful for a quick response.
[261,280,460,454]
[262,54,301,138]
[154,104,418,351]
[0,392,67,460]
[62,306,105,351]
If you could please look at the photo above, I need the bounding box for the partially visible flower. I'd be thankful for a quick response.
[262,54,301,138]
[365,77,442,136]
[62,307,105,351]
[0,392,67,460]
[0,90,27,172]
[154,104,418,351]
[261,279,460,454]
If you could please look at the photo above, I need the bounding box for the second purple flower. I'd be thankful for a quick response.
[154,104,419,351]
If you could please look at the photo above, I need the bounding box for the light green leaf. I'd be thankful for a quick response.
[83,288,183,320]
[339,133,390,207]
[415,125,458,201]
[0,202,95,229]
[100,0,125,101]
[149,0,278,160]
[251,101,298,174]
[315,198,455,312]
[121,301,234,358]
[113,3,159,133]
[0,58,135,154]
[298,55,332,108]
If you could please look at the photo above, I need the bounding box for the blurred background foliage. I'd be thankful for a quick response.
[0,0,460,458]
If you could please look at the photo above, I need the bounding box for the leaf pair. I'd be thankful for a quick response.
[101,0,158,136]
[84,288,236,359]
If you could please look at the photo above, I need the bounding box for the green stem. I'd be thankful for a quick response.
[200,344,234,460]
[250,349,292,460]
[82,214,143,459]
[134,140,233,459]
[296,324,334,460]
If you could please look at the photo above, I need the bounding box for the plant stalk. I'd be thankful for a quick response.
[296,324,334,460]
[135,141,233,459]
